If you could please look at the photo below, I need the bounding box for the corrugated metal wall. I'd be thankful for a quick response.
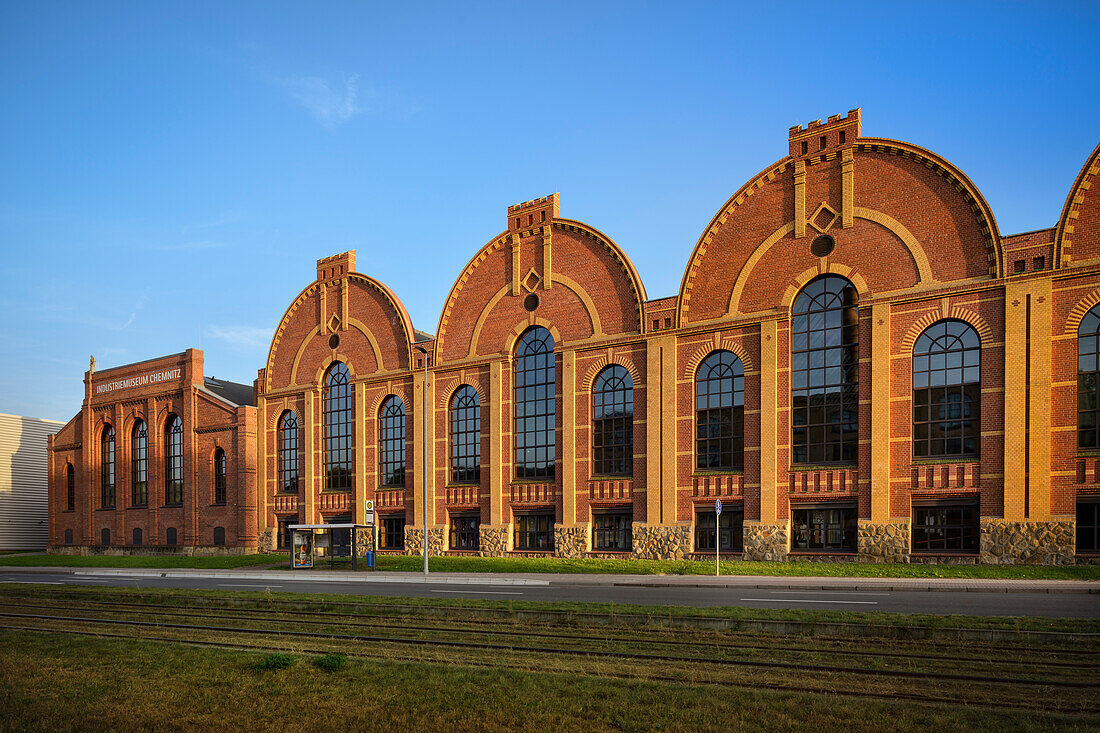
[0,413,64,550]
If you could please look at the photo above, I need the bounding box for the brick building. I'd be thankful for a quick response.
[48,350,258,553]
[48,109,1100,563]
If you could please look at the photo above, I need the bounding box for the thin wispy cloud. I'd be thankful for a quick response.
[278,73,362,127]
[208,325,271,349]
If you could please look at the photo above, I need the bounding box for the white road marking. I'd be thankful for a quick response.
[740,598,878,604]
[433,589,523,595]
[217,584,283,588]
[0,581,63,585]
[766,590,890,596]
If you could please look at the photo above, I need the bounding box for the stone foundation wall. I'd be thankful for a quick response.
[631,523,692,560]
[858,521,910,563]
[354,527,374,555]
[742,523,788,562]
[403,527,445,557]
[980,520,1075,565]
[554,524,590,558]
[258,528,276,554]
[478,525,510,557]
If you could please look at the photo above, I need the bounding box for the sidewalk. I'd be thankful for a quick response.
[3,565,1098,593]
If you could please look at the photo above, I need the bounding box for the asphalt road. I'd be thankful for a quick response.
[1,571,1097,618]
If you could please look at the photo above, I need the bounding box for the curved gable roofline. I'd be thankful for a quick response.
[1055,140,1100,268]
[434,218,648,363]
[264,270,416,391]
[677,137,1005,322]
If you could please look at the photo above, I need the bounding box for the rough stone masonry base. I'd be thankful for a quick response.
[980,520,1075,565]
[630,523,692,560]
[742,522,789,562]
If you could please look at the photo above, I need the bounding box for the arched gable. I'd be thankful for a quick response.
[434,209,647,363]
[1056,141,1100,268]
[678,130,1004,324]
[265,271,415,391]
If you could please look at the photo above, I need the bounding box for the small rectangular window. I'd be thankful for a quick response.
[664,317,672,328]
[912,500,979,553]
[1014,259,1026,274]
[1033,256,1045,271]
[382,515,406,549]
[791,503,857,551]
[514,512,554,551]
[652,319,660,330]
[839,130,846,144]
[800,140,808,155]
[449,513,480,550]
[1078,501,1100,553]
[593,510,633,551]
[820,135,826,150]
[694,507,744,552]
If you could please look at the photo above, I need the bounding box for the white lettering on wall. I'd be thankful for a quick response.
[95,368,183,395]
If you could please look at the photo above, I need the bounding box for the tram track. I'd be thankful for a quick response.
[1,597,1093,672]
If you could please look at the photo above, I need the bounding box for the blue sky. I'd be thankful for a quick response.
[1,1,1098,421]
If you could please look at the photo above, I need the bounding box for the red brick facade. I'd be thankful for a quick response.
[47,112,1100,562]
[48,350,258,553]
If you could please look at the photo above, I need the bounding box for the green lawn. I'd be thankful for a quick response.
[0,553,286,569]
[1,631,1094,731]
[3,551,1099,579]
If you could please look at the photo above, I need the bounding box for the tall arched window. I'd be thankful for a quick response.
[164,415,183,505]
[791,275,859,464]
[1079,305,1100,449]
[695,351,744,470]
[100,425,115,509]
[278,411,300,493]
[593,365,634,476]
[66,464,74,511]
[914,320,981,458]
[213,448,227,504]
[450,385,481,484]
[324,362,354,491]
[131,421,147,507]
[515,327,555,480]
[379,395,406,487]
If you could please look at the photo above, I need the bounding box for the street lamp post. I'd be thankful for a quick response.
[415,345,430,576]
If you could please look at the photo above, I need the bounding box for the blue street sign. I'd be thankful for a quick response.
[715,498,722,515]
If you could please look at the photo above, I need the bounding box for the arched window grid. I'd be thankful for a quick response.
[791,275,859,465]
[449,386,481,484]
[1078,307,1100,449]
[278,411,300,493]
[214,448,227,504]
[592,365,634,476]
[695,351,744,471]
[379,395,407,487]
[323,362,354,491]
[514,327,556,480]
[164,415,183,505]
[131,421,148,507]
[913,320,981,459]
[65,464,75,512]
[100,426,115,509]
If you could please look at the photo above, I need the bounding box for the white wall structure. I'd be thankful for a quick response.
[0,413,63,550]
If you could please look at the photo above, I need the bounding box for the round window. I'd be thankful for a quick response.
[810,234,835,258]
[328,334,340,349]
[524,293,539,312]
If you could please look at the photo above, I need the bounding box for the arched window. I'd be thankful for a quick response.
[132,527,142,546]
[278,411,300,493]
[131,421,147,507]
[695,351,744,471]
[100,426,115,509]
[213,526,225,546]
[100,527,110,546]
[164,415,183,505]
[791,275,859,464]
[379,395,406,487]
[1079,305,1100,449]
[324,362,353,491]
[214,448,227,504]
[166,526,178,546]
[66,464,74,512]
[64,528,73,545]
[913,320,981,458]
[515,327,555,480]
[593,365,634,476]
[449,386,481,484]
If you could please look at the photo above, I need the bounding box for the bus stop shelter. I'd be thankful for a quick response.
[289,523,374,571]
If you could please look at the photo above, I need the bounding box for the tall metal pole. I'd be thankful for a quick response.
[417,346,430,576]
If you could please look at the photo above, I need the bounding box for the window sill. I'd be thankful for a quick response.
[788,549,857,555]
[445,482,481,488]
[378,486,405,491]
[591,549,633,555]
[211,502,226,507]
[910,551,979,557]
[589,474,634,481]
[127,506,148,511]
[511,550,555,556]
[1076,451,1100,458]
[96,507,116,512]
[277,491,299,495]
[321,490,353,494]
[789,464,858,472]
[163,503,183,509]
[510,480,555,486]
[691,470,743,478]
[911,457,979,466]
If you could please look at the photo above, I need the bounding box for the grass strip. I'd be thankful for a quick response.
[0,630,1093,732]
[7,552,1100,579]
